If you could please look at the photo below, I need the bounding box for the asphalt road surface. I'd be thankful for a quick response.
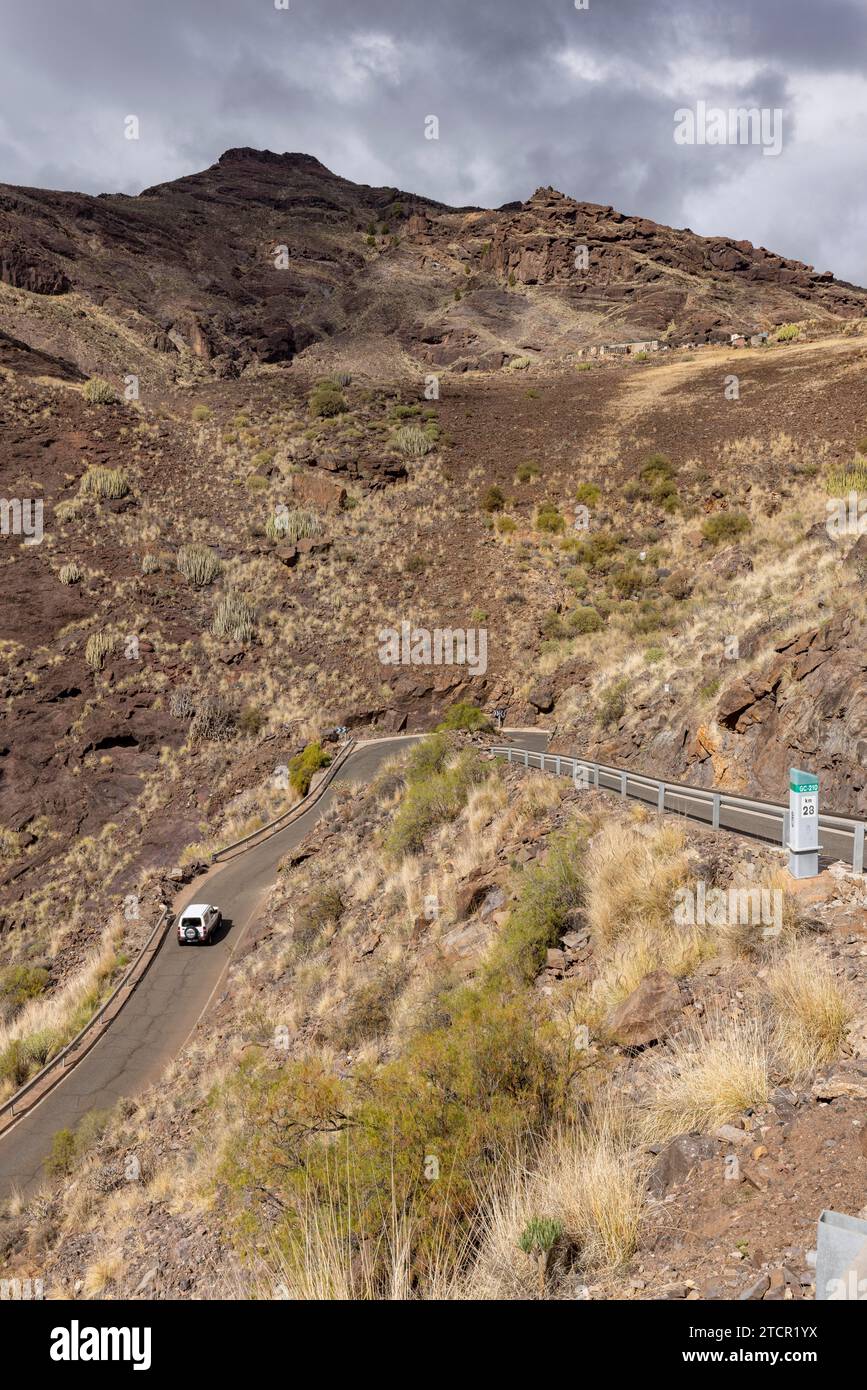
[0,729,548,1197]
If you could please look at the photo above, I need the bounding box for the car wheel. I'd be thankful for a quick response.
[183,925,199,944]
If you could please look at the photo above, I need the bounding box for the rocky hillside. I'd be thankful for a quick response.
[2,147,866,382]
[2,736,865,1301]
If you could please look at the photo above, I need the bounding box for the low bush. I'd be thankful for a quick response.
[288,741,331,797]
[309,383,347,418]
[58,562,82,585]
[486,828,586,986]
[536,502,565,533]
[575,482,601,506]
[482,485,506,513]
[83,377,117,405]
[598,679,628,729]
[0,965,50,1011]
[384,747,487,858]
[701,511,751,544]
[436,702,492,732]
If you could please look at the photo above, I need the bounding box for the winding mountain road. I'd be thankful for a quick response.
[0,730,548,1197]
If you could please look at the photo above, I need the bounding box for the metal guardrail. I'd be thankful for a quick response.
[491,746,867,875]
[211,738,356,861]
[0,905,171,1131]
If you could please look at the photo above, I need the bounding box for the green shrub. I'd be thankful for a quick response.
[0,965,50,1010]
[543,607,602,640]
[79,466,129,499]
[611,567,643,598]
[309,383,347,418]
[496,514,517,534]
[536,502,565,533]
[192,404,212,422]
[516,462,540,483]
[436,702,492,732]
[45,1109,111,1177]
[639,453,676,485]
[177,543,222,586]
[575,482,601,506]
[45,1127,77,1176]
[508,355,531,371]
[519,1216,564,1257]
[569,605,603,634]
[385,748,487,858]
[288,741,331,797]
[482,485,506,513]
[651,476,679,511]
[598,679,628,729]
[83,377,117,405]
[487,830,585,986]
[569,532,620,571]
[293,882,344,947]
[212,591,256,643]
[775,323,801,342]
[701,511,751,544]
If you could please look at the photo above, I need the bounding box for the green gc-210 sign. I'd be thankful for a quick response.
[788,767,819,879]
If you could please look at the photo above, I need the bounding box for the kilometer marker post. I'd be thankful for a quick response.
[788,767,819,879]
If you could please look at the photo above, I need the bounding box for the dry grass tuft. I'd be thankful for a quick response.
[644,1015,770,1142]
[768,941,853,1078]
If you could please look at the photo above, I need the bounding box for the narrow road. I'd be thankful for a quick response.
[0,730,548,1197]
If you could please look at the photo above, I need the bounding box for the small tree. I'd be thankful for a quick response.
[518,1217,565,1295]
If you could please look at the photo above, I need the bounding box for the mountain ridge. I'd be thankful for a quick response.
[1,148,865,383]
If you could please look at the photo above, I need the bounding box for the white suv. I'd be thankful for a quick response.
[177,903,221,945]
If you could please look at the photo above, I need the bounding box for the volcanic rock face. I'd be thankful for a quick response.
[1,151,865,380]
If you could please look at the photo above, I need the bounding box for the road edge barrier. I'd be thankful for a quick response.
[210,737,356,861]
[491,745,866,874]
[0,905,171,1136]
[0,738,360,1137]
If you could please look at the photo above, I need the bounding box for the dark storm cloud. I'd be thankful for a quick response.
[1,0,866,282]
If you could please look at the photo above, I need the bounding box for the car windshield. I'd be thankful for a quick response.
[183,917,202,927]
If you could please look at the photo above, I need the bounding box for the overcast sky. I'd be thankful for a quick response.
[2,0,867,283]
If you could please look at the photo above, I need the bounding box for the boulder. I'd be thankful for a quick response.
[708,546,753,580]
[605,969,684,1047]
[647,1133,717,1197]
[528,679,555,713]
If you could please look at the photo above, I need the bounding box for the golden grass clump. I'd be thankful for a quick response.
[768,941,853,1078]
[644,1015,770,1142]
